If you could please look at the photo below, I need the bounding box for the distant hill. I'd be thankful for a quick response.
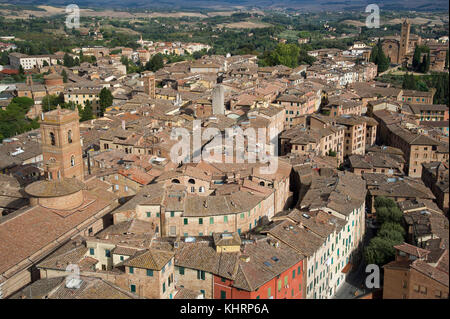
[1,0,449,11]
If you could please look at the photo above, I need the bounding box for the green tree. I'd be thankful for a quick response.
[378,222,406,237]
[370,40,389,73]
[146,53,164,72]
[412,46,422,70]
[445,50,449,69]
[374,196,397,209]
[9,97,34,113]
[99,88,113,116]
[61,69,68,83]
[364,237,400,266]
[63,53,75,67]
[269,43,300,68]
[402,73,417,90]
[0,51,9,65]
[80,100,94,121]
[376,206,403,224]
[42,95,61,112]
[0,97,38,142]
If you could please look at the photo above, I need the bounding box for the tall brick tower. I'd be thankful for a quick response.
[143,71,156,99]
[39,106,84,181]
[399,18,410,64]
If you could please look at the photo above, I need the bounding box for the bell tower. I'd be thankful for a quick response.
[143,71,156,99]
[399,18,410,64]
[40,106,84,181]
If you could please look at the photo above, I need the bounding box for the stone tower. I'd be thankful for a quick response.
[143,72,156,99]
[212,84,225,115]
[39,107,84,181]
[399,18,410,64]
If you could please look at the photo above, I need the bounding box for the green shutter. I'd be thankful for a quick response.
[184,218,188,225]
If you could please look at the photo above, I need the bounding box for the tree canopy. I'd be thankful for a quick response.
[99,88,113,117]
[364,196,405,266]
[0,97,39,142]
[258,42,315,68]
[370,40,390,73]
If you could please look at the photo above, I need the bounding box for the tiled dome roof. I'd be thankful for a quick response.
[25,178,85,198]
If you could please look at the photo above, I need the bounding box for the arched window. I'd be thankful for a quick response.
[188,178,195,184]
[71,155,75,167]
[50,132,55,146]
[259,181,265,186]
[68,130,73,144]
[171,179,180,184]
[57,170,61,179]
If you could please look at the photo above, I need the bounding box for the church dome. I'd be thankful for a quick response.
[25,178,86,210]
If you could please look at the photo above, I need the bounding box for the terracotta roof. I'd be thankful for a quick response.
[213,232,241,247]
[24,178,86,198]
[411,260,449,287]
[0,184,117,278]
[232,239,303,291]
[175,241,239,279]
[122,249,174,270]
[394,242,430,258]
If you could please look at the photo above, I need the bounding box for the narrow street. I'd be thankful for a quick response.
[334,220,376,299]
